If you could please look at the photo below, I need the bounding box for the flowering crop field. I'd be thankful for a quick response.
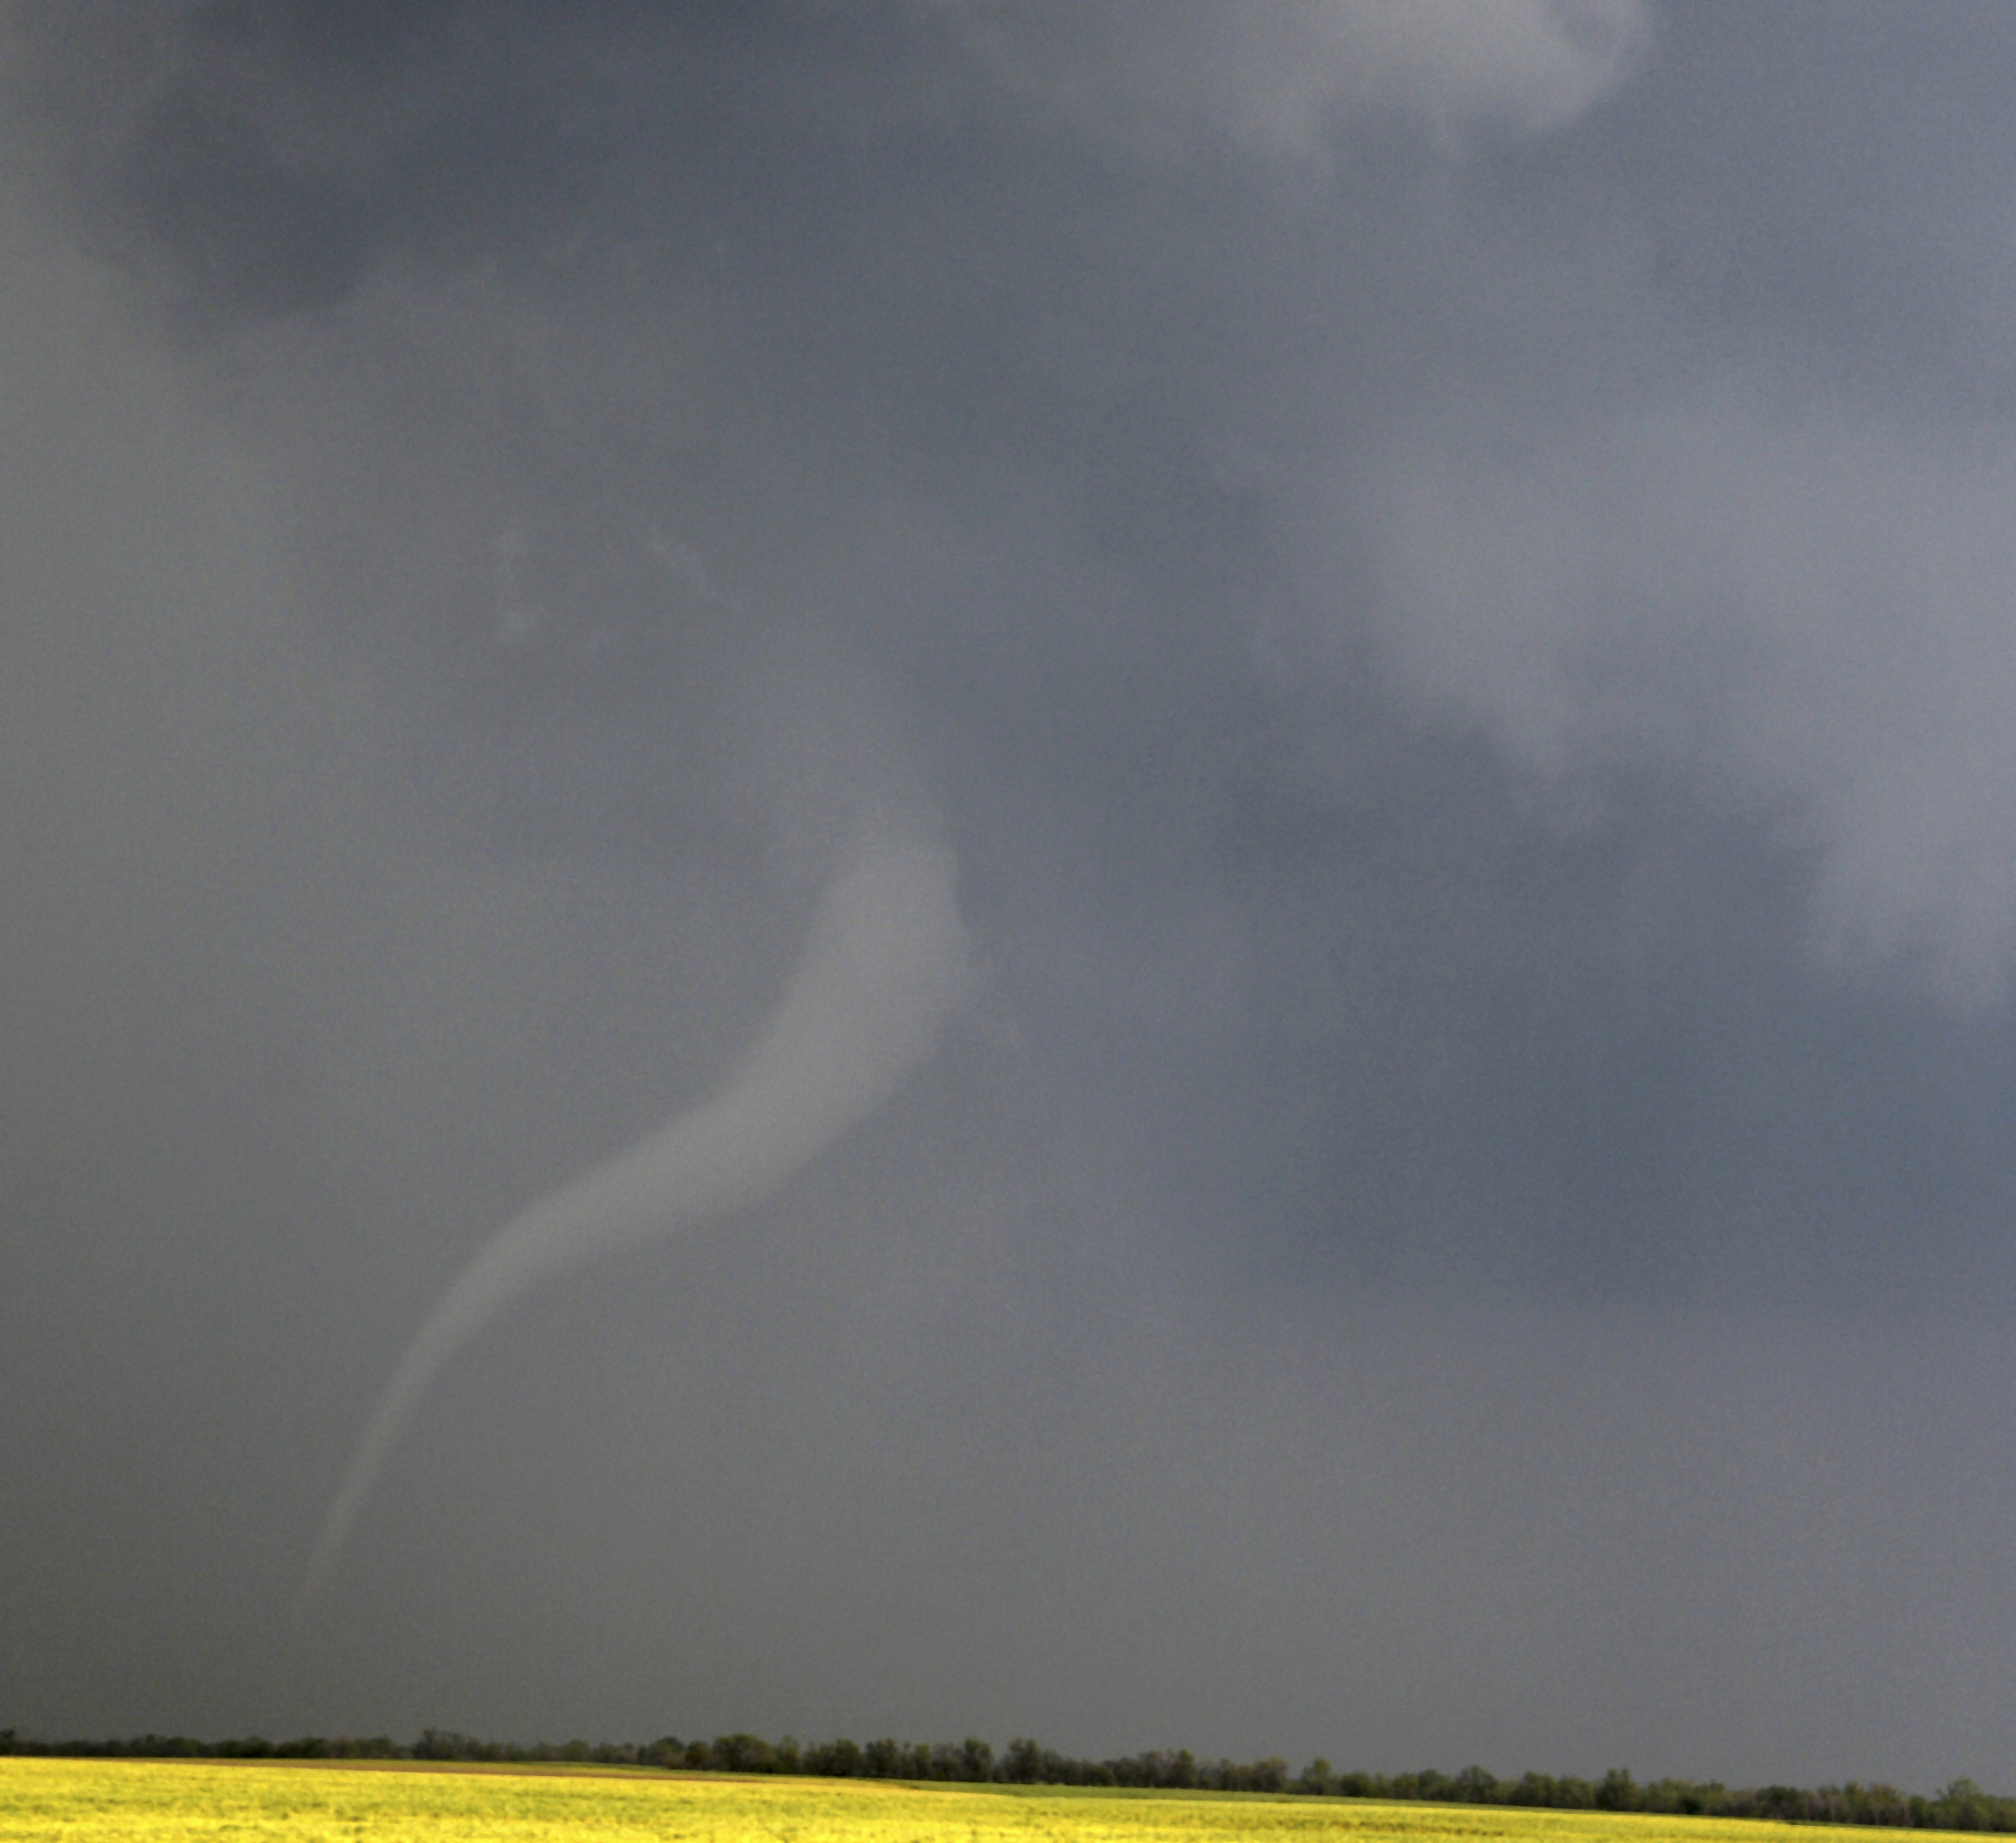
[0,1759,1931,1842]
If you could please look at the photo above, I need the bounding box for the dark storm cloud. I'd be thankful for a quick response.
[7,0,2016,1795]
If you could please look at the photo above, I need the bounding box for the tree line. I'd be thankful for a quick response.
[4,1726,2013,1830]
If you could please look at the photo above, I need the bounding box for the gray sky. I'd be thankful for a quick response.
[6,0,2016,1791]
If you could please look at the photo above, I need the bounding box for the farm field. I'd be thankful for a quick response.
[0,1759,1940,1842]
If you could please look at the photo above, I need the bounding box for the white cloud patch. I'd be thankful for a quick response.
[932,0,1650,156]
[1336,395,2016,1006]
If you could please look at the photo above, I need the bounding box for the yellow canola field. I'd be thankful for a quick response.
[0,1759,1933,1843]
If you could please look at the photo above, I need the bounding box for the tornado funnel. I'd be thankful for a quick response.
[299,821,972,1610]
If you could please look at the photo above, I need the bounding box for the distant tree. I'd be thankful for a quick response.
[1453,1765,1498,1803]
[1595,1768,1636,1811]
[810,1737,862,1777]
[712,1733,775,1773]
[1751,1785,1805,1821]
[1939,1778,1992,1831]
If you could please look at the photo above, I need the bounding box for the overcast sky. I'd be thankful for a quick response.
[7,0,2016,1793]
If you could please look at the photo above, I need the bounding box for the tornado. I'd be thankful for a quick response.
[298,820,974,1610]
